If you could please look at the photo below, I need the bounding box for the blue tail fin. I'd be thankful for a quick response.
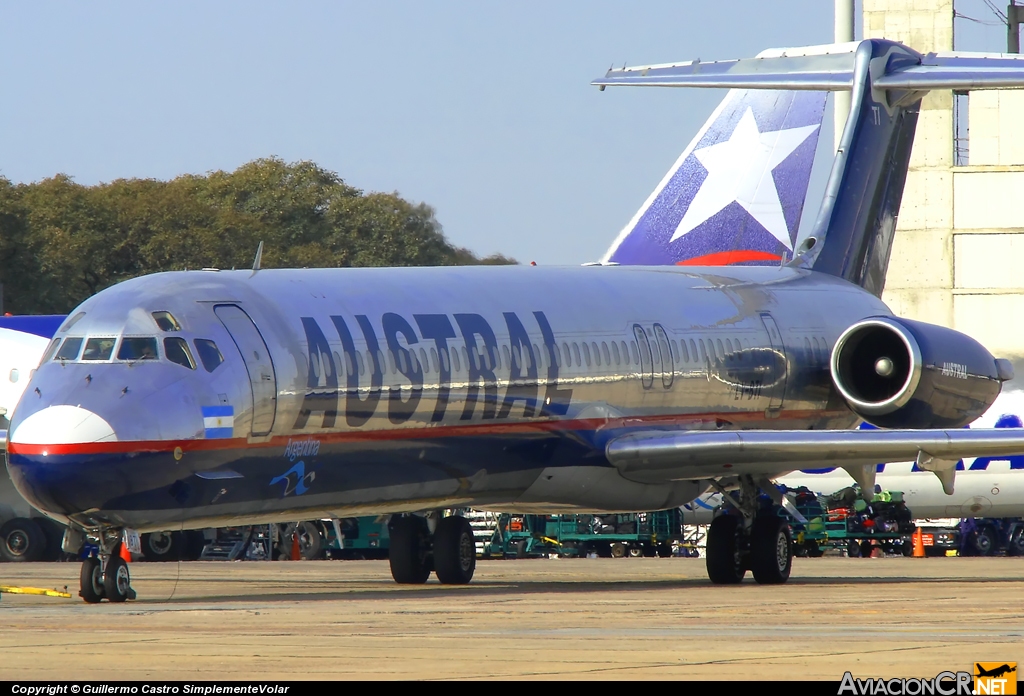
[594,40,1024,294]
[601,88,826,266]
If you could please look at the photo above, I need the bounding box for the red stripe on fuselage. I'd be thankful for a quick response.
[676,250,783,266]
[6,409,851,457]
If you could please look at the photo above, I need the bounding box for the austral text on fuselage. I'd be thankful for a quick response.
[295,310,574,428]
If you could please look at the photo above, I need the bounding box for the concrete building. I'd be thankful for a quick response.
[862,0,1024,382]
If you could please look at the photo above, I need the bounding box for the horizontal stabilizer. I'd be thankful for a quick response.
[594,45,1024,93]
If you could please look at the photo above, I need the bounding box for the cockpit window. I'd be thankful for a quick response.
[164,337,196,370]
[40,338,61,364]
[117,337,159,361]
[82,337,116,361]
[54,337,83,361]
[193,339,224,373]
[59,312,86,333]
[152,311,181,332]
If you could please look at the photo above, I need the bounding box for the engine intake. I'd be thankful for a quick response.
[831,317,1008,429]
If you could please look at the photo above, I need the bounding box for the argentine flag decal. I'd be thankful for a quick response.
[202,405,234,439]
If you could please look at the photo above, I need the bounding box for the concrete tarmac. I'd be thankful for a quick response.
[0,557,1022,681]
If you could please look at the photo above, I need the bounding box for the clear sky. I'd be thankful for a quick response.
[0,2,1012,265]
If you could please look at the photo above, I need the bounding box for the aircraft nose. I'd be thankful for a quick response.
[6,405,119,518]
[10,405,118,445]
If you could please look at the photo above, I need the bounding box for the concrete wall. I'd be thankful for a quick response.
[862,0,1024,372]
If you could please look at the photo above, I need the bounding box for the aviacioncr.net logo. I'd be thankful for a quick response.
[838,671,973,695]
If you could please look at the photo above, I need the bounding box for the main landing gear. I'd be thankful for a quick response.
[705,476,794,585]
[388,513,476,585]
[74,528,137,604]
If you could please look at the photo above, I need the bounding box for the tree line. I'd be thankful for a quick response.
[0,158,514,314]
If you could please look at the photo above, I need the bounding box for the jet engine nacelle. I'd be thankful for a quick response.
[830,317,1010,429]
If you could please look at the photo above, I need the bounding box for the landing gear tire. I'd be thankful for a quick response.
[0,518,47,562]
[433,516,476,585]
[103,554,132,603]
[80,557,105,604]
[750,515,792,585]
[706,515,745,584]
[610,543,626,559]
[389,516,431,585]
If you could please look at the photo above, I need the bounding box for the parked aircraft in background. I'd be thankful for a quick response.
[0,315,66,431]
[9,39,1024,604]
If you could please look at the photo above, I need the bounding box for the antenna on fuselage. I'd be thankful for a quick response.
[252,241,264,272]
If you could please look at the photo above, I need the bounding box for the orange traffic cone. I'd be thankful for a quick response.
[119,541,132,564]
[913,527,925,557]
[290,529,301,561]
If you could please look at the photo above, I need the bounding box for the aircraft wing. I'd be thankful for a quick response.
[606,428,1024,494]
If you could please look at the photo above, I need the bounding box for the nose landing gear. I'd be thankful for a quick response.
[705,476,794,585]
[77,529,137,604]
[388,513,476,586]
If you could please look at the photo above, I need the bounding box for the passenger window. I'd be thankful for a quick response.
[356,350,365,376]
[629,341,639,364]
[689,340,698,362]
[681,339,690,363]
[82,337,116,361]
[590,342,600,367]
[533,344,543,369]
[452,348,462,373]
[194,339,224,372]
[511,345,521,369]
[55,337,84,362]
[332,351,343,377]
[716,339,724,360]
[572,343,581,366]
[152,311,181,332]
[582,342,591,366]
[601,342,610,365]
[419,348,429,374]
[504,345,513,370]
[164,337,196,369]
[440,347,450,373]
[670,339,679,363]
[40,338,61,364]
[376,350,386,374]
[344,351,354,377]
[118,337,159,361]
[562,343,571,367]
[699,340,708,362]
[611,341,621,365]
[725,339,734,358]
[430,347,439,373]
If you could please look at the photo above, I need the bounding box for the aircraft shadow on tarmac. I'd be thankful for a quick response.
[138,572,1024,606]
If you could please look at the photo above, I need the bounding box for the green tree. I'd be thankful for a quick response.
[0,158,515,314]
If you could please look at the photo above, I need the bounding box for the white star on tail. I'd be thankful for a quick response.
[670,108,820,248]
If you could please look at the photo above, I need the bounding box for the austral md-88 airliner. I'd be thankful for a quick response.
[9,38,1024,603]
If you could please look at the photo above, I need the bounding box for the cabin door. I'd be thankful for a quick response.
[215,304,278,436]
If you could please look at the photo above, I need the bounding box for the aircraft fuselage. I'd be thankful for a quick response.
[7,264,885,532]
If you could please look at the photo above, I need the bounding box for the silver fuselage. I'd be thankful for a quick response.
[6,265,887,532]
